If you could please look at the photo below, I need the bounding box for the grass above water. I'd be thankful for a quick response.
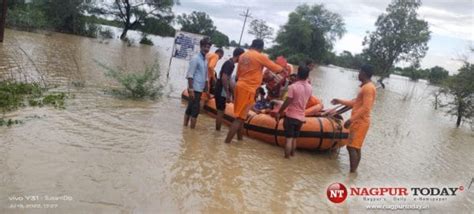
[96,60,164,100]
[0,81,67,126]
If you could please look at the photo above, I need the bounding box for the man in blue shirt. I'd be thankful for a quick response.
[184,38,212,129]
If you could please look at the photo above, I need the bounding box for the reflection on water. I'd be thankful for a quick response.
[0,29,473,213]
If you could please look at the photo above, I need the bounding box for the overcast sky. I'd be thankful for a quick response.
[173,0,473,73]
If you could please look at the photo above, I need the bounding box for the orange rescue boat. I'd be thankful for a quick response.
[182,90,349,151]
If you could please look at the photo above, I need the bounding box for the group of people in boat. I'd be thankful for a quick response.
[183,38,376,173]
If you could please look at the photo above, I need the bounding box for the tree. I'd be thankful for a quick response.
[335,50,354,68]
[211,30,229,48]
[248,19,273,41]
[138,17,176,37]
[230,40,238,47]
[177,11,230,47]
[441,63,474,127]
[363,0,430,83]
[177,11,216,36]
[91,0,176,40]
[7,0,97,36]
[352,53,368,69]
[270,4,345,64]
[326,51,368,69]
[41,0,86,33]
[399,66,429,81]
[428,66,449,85]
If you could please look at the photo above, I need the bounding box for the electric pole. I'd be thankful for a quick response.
[238,8,252,47]
[0,0,7,42]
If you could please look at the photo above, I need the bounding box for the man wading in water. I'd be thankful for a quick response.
[207,48,224,96]
[331,65,377,173]
[224,39,285,143]
[275,65,312,158]
[183,38,212,129]
[215,48,245,131]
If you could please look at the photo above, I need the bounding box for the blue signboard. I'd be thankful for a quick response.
[172,31,205,61]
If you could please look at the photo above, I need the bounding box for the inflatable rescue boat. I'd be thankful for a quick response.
[182,90,349,151]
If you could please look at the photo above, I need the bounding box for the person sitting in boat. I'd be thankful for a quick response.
[252,87,272,113]
[263,56,293,100]
[304,59,316,84]
[280,73,297,100]
[270,76,325,117]
[304,95,325,116]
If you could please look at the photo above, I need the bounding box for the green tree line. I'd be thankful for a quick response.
[4,1,230,46]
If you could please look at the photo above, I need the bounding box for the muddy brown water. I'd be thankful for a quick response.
[0,29,473,213]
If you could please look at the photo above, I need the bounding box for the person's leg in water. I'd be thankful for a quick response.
[190,117,197,129]
[347,146,361,173]
[225,118,243,143]
[291,122,302,156]
[356,148,361,169]
[215,94,225,131]
[184,96,193,126]
[216,110,224,131]
[291,138,297,156]
[228,85,253,143]
[183,114,190,127]
[237,104,253,140]
[285,138,292,158]
[237,121,244,140]
[283,117,297,158]
[189,92,201,129]
[235,104,252,141]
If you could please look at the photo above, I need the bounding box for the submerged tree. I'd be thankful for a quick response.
[248,19,273,41]
[428,66,449,85]
[270,4,345,64]
[441,63,474,127]
[91,0,177,40]
[363,0,430,83]
[7,0,89,34]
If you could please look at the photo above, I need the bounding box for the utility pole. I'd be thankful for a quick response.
[0,0,7,42]
[238,8,251,47]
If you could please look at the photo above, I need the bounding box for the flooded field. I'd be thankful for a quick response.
[0,29,473,213]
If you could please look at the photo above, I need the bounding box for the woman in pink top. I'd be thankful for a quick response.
[275,65,312,159]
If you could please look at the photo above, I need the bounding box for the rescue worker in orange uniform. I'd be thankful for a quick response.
[207,48,224,95]
[224,39,285,143]
[331,64,376,173]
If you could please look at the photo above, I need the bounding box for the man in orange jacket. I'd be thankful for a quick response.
[224,39,285,143]
[331,64,377,173]
[207,48,224,95]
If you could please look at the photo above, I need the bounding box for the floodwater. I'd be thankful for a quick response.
[0,29,473,213]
